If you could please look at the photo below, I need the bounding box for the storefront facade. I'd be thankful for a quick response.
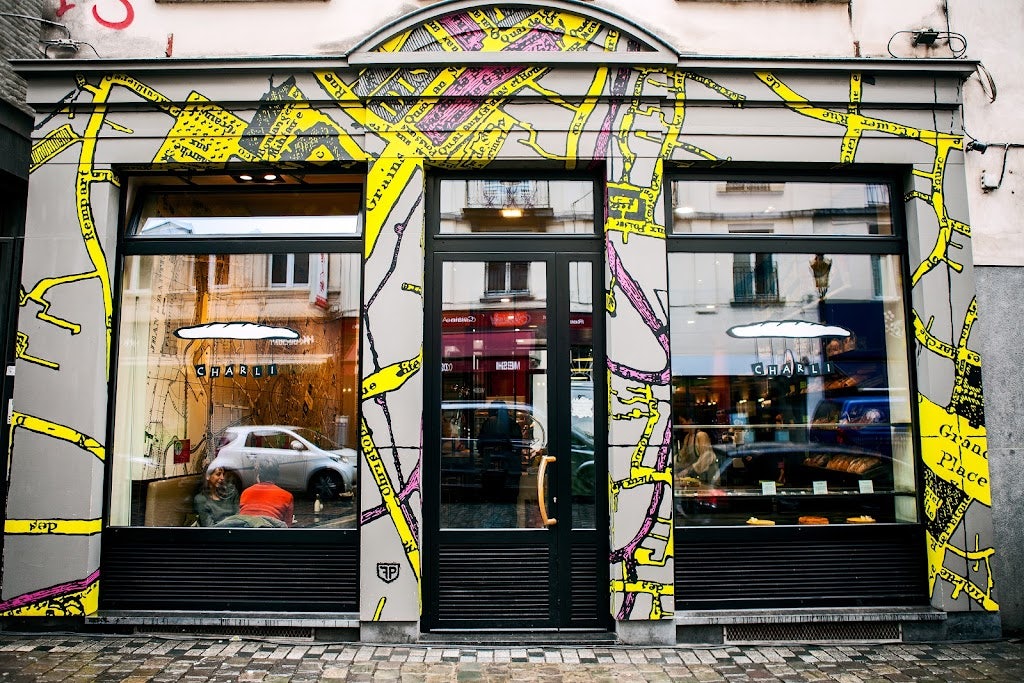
[2,1,997,643]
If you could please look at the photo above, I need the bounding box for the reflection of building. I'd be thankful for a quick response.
[2,0,1014,645]
[114,251,361,485]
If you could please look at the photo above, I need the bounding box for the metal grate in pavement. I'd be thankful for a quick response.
[725,620,900,644]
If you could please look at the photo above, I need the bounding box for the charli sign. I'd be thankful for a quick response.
[727,319,851,377]
[174,321,299,380]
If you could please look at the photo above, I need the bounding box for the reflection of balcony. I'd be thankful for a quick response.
[732,259,782,305]
[471,180,549,209]
[461,180,554,231]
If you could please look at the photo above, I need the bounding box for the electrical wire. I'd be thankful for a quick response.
[886,30,968,59]
[974,62,997,103]
[0,11,71,39]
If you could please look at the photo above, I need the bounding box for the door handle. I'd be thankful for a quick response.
[537,455,557,527]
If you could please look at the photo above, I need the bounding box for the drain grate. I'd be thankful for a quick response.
[138,625,315,640]
[725,621,900,644]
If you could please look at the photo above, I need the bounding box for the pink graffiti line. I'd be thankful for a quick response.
[418,66,525,144]
[0,570,99,612]
[605,237,671,384]
[605,236,674,619]
[438,13,486,51]
[360,460,421,532]
[591,68,633,169]
[610,475,671,619]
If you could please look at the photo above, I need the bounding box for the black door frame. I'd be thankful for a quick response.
[0,178,27,563]
[422,240,609,631]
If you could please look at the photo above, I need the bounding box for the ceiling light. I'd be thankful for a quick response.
[500,208,523,218]
[675,206,695,216]
[237,174,253,182]
[263,173,279,182]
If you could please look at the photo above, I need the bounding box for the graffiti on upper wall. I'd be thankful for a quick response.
[8,4,993,618]
[56,0,135,30]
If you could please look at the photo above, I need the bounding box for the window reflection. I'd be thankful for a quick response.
[671,180,893,236]
[439,179,595,234]
[669,252,916,526]
[111,252,361,529]
[439,261,548,529]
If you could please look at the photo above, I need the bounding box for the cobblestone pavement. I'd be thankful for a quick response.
[0,633,1022,681]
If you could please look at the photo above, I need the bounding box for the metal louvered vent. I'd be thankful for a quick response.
[675,525,927,609]
[101,529,358,612]
[569,544,602,626]
[725,621,900,644]
[436,542,550,624]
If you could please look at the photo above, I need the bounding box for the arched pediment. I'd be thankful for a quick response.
[349,0,678,66]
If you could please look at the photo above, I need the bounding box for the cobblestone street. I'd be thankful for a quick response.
[0,633,1022,681]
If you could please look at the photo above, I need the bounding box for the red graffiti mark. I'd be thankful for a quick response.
[56,0,76,18]
[92,0,135,30]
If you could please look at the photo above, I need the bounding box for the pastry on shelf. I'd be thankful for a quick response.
[746,517,775,526]
[676,476,702,487]
[798,515,829,525]
[847,515,876,523]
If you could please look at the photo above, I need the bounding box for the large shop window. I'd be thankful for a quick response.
[668,178,917,527]
[110,188,362,531]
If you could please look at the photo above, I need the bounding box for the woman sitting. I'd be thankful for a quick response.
[193,465,240,526]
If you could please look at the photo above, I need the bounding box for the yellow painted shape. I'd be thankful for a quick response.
[918,395,990,506]
[4,519,102,536]
[9,412,105,461]
[361,350,423,401]
[30,124,80,172]
[0,580,98,617]
[360,418,421,584]
[152,92,251,164]
[365,157,423,259]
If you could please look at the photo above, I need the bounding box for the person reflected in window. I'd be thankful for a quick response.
[674,415,718,486]
[477,401,524,524]
[216,459,294,528]
[193,465,240,527]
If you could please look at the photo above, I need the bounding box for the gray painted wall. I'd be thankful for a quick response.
[976,266,1024,633]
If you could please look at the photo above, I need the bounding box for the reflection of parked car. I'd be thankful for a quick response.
[440,401,546,463]
[570,423,596,497]
[809,396,895,456]
[711,441,891,488]
[210,426,357,500]
[439,400,597,496]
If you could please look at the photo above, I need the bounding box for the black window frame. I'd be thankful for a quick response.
[665,166,931,608]
[665,166,923,525]
[106,177,365,530]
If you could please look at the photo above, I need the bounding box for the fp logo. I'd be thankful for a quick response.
[377,562,400,583]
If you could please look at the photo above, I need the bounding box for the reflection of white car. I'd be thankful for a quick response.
[211,426,357,500]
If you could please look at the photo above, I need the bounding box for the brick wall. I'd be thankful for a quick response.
[1,0,45,114]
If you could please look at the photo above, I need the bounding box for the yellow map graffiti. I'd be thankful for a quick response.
[10,7,993,619]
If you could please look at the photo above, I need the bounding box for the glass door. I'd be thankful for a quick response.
[424,252,607,630]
